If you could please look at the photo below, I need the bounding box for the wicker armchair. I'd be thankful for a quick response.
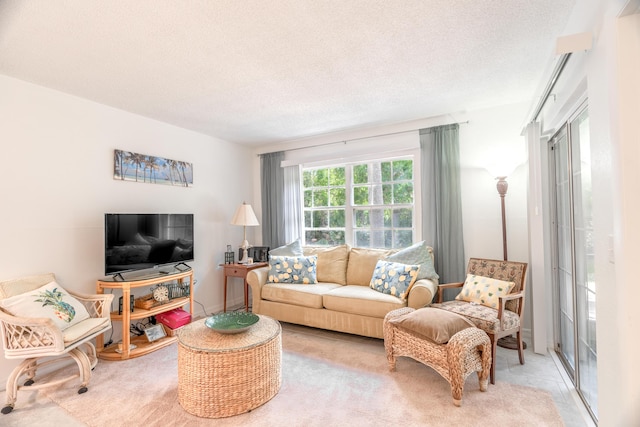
[0,273,113,414]
[383,307,491,406]
[431,258,528,384]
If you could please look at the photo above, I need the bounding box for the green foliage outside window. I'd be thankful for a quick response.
[329,188,345,206]
[303,158,414,249]
[314,189,328,207]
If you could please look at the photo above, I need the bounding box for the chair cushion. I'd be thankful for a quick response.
[386,241,439,281]
[388,307,475,344]
[303,244,350,285]
[431,300,520,333]
[369,260,419,301]
[268,255,318,284]
[455,274,515,309]
[0,281,90,331]
[63,317,111,343]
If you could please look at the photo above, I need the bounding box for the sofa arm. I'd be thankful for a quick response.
[247,266,270,313]
[407,278,438,309]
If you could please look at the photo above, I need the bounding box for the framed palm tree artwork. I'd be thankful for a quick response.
[114,149,193,187]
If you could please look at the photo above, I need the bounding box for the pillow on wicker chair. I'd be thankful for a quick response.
[388,307,474,344]
[0,281,90,331]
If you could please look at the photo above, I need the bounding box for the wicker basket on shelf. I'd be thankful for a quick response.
[134,294,161,310]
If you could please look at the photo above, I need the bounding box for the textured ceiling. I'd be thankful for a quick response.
[0,1,576,146]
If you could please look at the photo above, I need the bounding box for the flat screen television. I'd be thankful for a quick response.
[104,213,194,275]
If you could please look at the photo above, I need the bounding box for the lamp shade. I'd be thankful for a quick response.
[231,202,259,226]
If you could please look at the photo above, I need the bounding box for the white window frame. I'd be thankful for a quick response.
[301,150,421,248]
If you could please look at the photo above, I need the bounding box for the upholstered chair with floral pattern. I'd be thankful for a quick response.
[431,258,528,384]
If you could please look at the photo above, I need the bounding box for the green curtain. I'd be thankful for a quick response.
[420,124,466,283]
[260,151,285,249]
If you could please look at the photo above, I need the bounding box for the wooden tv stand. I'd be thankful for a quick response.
[96,268,194,360]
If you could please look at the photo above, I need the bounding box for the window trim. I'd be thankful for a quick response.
[301,149,421,248]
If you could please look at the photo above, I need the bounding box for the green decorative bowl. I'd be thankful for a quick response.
[205,312,259,334]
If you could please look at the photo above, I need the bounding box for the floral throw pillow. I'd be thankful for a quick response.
[455,274,515,309]
[0,281,90,331]
[369,260,420,301]
[268,255,318,284]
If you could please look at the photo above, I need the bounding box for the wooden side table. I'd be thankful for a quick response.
[223,262,268,312]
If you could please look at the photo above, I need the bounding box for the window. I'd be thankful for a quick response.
[302,157,415,248]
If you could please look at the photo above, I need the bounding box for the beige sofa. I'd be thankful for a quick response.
[247,244,438,339]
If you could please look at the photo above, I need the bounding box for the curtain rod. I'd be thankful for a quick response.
[529,53,571,123]
[259,120,469,156]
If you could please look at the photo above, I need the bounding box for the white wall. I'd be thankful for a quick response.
[0,75,256,386]
[458,102,531,329]
[532,0,640,424]
[458,103,529,263]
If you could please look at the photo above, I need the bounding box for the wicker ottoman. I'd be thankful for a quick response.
[383,307,491,406]
[177,315,282,418]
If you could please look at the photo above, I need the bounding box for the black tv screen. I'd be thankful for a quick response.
[105,213,194,275]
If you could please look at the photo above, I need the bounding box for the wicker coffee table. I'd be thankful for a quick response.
[177,315,282,418]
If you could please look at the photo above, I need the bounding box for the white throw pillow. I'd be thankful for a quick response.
[0,281,90,331]
[386,240,439,281]
[269,238,303,257]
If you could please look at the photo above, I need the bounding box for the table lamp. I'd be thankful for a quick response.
[231,202,259,263]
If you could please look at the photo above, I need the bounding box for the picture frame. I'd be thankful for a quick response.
[144,324,167,342]
[114,149,193,187]
[249,246,270,263]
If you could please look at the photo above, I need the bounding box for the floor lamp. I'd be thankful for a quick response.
[496,176,509,261]
[493,174,527,350]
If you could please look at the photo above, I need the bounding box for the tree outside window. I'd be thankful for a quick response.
[303,158,414,249]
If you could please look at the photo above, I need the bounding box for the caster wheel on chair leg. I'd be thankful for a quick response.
[78,386,88,394]
[1,405,13,414]
[24,379,35,386]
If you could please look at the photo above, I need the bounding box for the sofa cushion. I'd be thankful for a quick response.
[268,255,318,284]
[269,238,303,256]
[303,244,350,285]
[455,274,515,309]
[386,240,439,281]
[369,260,419,301]
[261,283,342,309]
[346,247,394,286]
[323,285,405,318]
[387,307,474,344]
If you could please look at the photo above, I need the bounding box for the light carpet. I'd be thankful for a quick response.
[40,324,564,427]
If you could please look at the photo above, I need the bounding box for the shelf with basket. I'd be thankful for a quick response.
[96,268,193,361]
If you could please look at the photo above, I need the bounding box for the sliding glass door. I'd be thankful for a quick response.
[549,103,598,422]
